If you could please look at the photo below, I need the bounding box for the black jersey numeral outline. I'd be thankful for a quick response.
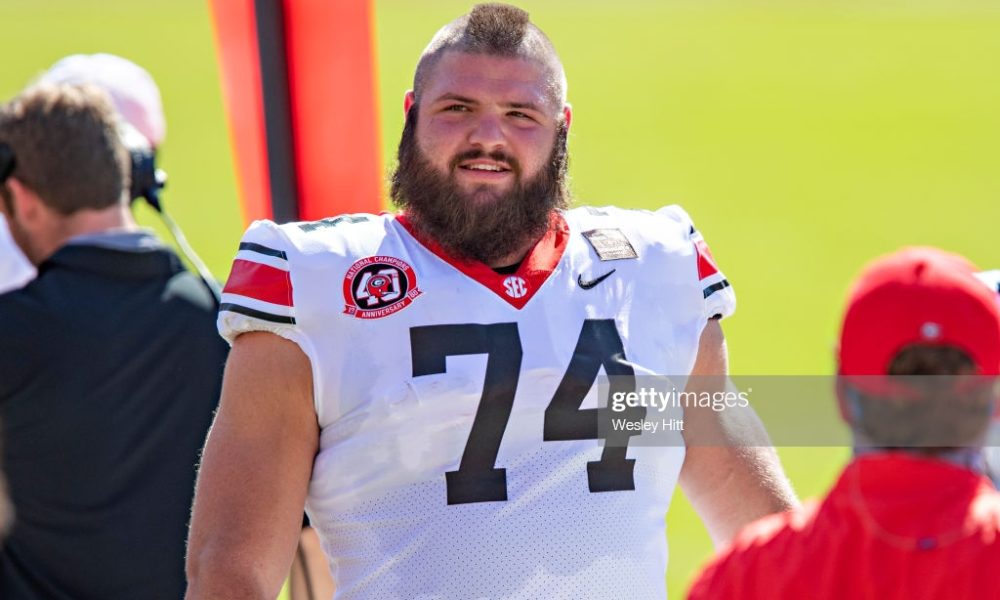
[543,319,644,493]
[409,319,643,505]
[411,324,522,504]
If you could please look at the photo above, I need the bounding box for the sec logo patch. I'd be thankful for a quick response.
[502,275,528,299]
[343,256,422,319]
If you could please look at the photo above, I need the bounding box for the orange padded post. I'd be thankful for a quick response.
[209,0,382,224]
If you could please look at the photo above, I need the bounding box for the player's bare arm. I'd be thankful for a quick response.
[679,319,798,547]
[186,332,318,600]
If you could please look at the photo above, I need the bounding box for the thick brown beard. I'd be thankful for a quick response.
[390,106,569,265]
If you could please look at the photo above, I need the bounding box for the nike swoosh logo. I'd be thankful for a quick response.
[577,269,616,290]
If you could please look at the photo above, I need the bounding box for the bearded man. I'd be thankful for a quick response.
[186,4,797,599]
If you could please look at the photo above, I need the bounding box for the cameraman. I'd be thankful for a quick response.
[0,77,227,599]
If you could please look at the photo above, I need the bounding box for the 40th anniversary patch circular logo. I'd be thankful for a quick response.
[343,256,422,319]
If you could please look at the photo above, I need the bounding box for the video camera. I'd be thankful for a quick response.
[0,142,15,185]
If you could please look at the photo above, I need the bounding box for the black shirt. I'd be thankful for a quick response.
[0,242,228,599]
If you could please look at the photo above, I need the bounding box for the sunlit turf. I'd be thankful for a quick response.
[2,1,997,597]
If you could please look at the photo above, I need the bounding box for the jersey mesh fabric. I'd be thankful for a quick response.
[311,443,680,599]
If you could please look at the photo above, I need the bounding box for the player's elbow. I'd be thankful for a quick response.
[185,544,273,600]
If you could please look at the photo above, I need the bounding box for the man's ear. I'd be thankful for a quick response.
[5,178,43,225]
[991,380,1000,418]
[832,349,852,424]
[835,378,852,425]
[404,91,416,117]
[562,104,573,130]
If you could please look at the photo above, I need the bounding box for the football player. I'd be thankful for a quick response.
[186,4,797,599]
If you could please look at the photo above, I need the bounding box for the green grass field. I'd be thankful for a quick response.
[3,0,998,597]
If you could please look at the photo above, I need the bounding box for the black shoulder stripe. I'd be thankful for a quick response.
[220,303,296,325]
[298,214,371,232]
[238,242,288,260]
[703,279,731,300]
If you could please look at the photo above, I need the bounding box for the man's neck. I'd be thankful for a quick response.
[39,202,138,263]
[853,444,987,474]
[488,242,534,270]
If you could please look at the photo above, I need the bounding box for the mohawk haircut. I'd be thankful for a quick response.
[413,3,567,108]
[464,2,530,51]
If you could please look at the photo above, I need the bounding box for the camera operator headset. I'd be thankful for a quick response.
[39,53,220,302]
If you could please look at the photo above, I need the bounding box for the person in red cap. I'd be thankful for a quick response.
[688,246,1000,600]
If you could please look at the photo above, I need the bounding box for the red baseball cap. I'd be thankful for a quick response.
[838,247,1000,376]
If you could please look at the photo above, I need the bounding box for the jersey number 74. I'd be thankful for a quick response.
[410,319,646,505]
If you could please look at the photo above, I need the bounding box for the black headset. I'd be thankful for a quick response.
[126,144,221,302]
[129,145,167,212]
[0,142,15,184]
[1,140,162,205]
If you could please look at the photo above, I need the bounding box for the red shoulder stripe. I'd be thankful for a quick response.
[695,239,720,280]
[222,259,294,307]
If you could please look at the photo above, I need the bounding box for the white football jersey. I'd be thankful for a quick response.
[976,270,1000,486]
[976,271,1000,295]
[0,215,35,294]
[219,205,735,600]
